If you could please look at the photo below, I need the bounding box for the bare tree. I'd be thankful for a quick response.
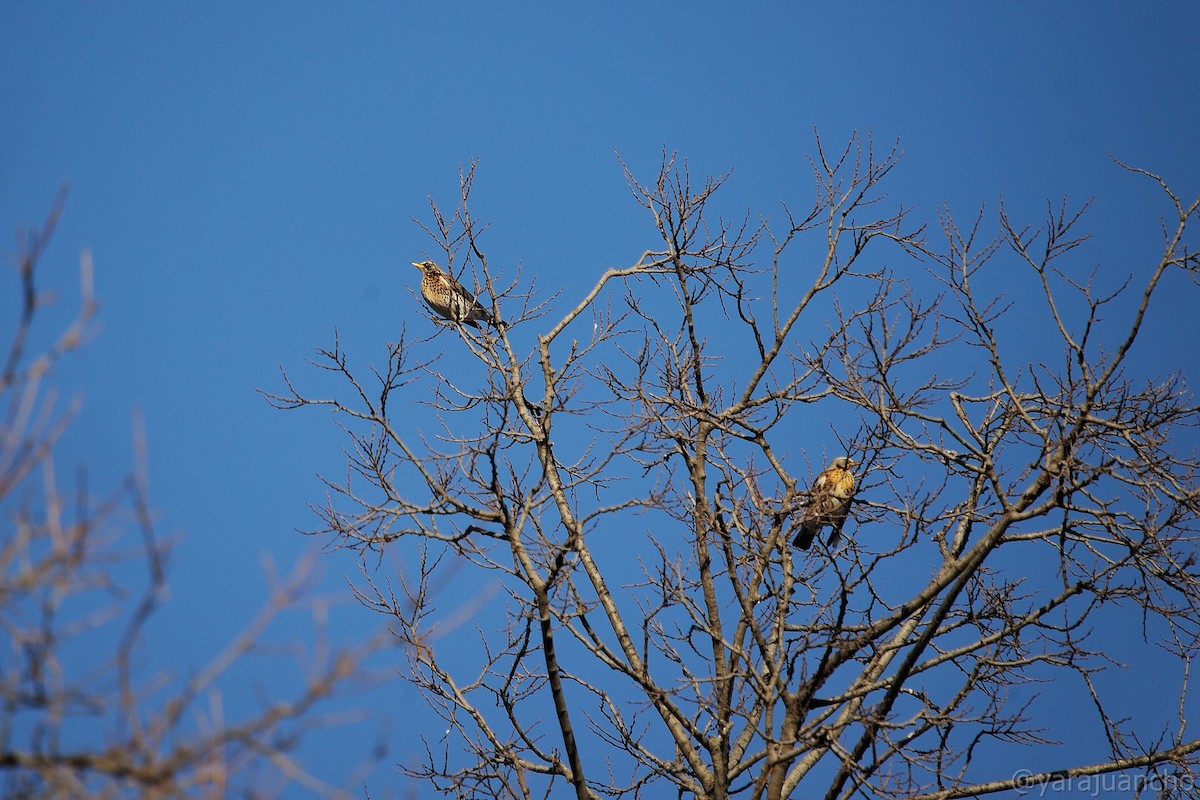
[1,195,391,800]
[271,133,1200,799]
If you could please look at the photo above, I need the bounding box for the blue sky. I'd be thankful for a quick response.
[2,3,1198,795]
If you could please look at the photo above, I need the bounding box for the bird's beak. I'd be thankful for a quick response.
[410,261,423,269]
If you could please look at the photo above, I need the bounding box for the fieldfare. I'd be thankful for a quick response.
[411,260,495,328]
[792,456,858,550]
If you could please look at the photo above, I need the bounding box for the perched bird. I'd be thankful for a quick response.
[792,456,858,550]
[411,260,494,328]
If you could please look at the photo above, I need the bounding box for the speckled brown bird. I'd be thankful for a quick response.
[792,456,858,550]
[411,260,494,328]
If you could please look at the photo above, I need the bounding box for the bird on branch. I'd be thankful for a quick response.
[411,260,495,328]
[792,456,858,550]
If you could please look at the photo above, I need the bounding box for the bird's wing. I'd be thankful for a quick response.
[448,276,492,320]
[819,468,855,545]
[795,468,837,548]
[805,467,855,519]
[809,468,838,513]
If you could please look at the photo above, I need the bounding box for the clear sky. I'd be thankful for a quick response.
[2,3,1198,795]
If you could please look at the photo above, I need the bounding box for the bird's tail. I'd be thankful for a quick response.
[792,523,819,550]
